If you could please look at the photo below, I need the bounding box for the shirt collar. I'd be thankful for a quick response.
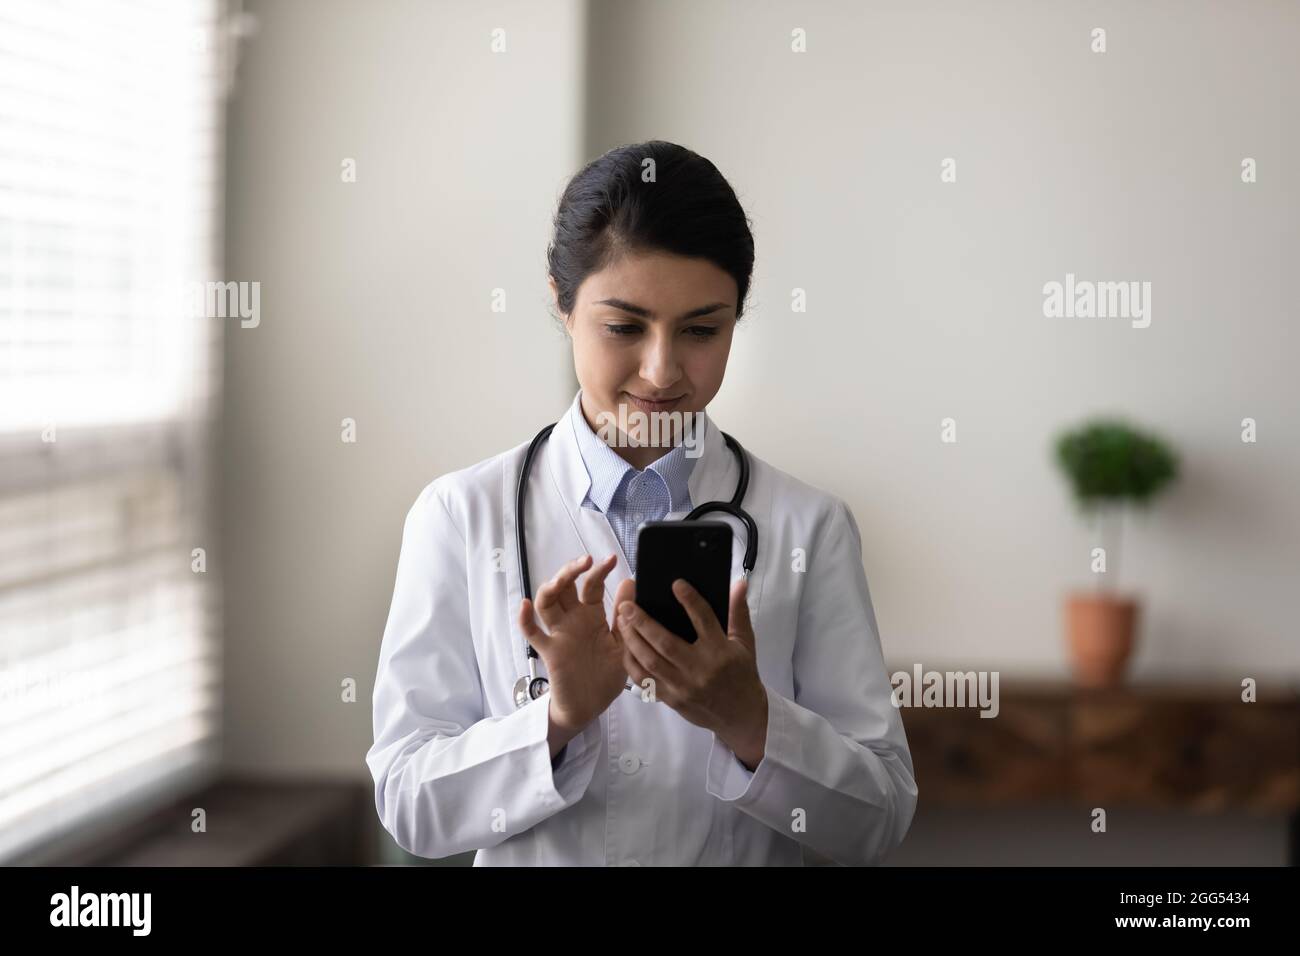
[567,388,701,514]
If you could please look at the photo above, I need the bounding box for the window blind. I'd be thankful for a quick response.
[0,0,228,862]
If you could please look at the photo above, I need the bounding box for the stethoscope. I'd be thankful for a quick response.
[513,419,757,709]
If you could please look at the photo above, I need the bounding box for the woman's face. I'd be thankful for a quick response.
[551,250,738,459]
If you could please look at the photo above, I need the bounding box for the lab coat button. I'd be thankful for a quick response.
[617,753,642,774]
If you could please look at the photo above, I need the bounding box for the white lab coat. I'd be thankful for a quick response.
[366,393,918,865]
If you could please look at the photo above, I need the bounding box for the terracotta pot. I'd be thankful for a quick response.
[1065,593,1139,687]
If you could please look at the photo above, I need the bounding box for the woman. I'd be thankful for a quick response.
[366,141,917,866]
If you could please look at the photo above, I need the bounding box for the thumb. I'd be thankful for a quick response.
[611,577,637,644]
[727,578,755,654]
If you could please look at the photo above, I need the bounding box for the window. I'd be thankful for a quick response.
[0,0,228,861]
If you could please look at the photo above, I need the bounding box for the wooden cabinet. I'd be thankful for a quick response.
[901,680,1300,860]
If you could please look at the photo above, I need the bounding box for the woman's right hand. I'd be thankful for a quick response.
[518,553,635,735]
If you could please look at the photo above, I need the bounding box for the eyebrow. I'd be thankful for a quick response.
[594,298,731,321]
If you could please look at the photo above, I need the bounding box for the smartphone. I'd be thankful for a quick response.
[634,520,732,643]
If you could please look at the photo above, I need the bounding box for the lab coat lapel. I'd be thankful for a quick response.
[500,414,602,694]
[538,407,626,616]
[681,414,760,610]
[682,411,733,520]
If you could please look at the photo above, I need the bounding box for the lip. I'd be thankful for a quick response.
[624,392,684,413]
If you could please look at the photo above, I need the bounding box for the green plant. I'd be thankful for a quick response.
[1053,418,1179,591]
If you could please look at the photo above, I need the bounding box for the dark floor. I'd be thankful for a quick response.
[375,803,1290,866]
[884,802,1288,866]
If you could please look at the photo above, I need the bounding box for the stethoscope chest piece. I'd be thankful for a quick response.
[513,674,549,709]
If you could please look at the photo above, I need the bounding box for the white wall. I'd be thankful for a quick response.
[221,0,586,774]
[583,0,1300,682]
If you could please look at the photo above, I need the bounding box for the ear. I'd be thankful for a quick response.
[547,275,569,327]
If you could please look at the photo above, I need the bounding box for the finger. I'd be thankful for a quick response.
[620,600,692,669]
[611,577,637,647]
[671,579,725,646]
[727,578,756,654]
[577,552,619,605]
[552,554,595,610]
[619,608,688,684]
[622,646,674,705]
[626,647,681,707]
[535,554,592,619]
[518,598,549,648]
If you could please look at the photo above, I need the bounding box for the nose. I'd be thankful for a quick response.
[639,328,683,389]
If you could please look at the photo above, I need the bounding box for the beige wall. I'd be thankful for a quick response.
[221,0,585,774]
[584,0,1299,681]
[222,0,1299,779]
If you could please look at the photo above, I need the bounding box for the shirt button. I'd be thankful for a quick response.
[618,752,642,774]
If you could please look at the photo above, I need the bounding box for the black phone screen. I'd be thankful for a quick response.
[634,520,732,643]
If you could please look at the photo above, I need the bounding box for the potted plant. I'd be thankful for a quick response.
[1053,418,1179,686]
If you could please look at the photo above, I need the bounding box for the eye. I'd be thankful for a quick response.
[603,323,719,338]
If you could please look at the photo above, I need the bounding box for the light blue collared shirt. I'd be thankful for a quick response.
[568,389,701,576]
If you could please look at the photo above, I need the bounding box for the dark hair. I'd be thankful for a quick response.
[546,140,756,323]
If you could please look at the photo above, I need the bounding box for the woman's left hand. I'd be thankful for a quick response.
[616,578,768,770]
